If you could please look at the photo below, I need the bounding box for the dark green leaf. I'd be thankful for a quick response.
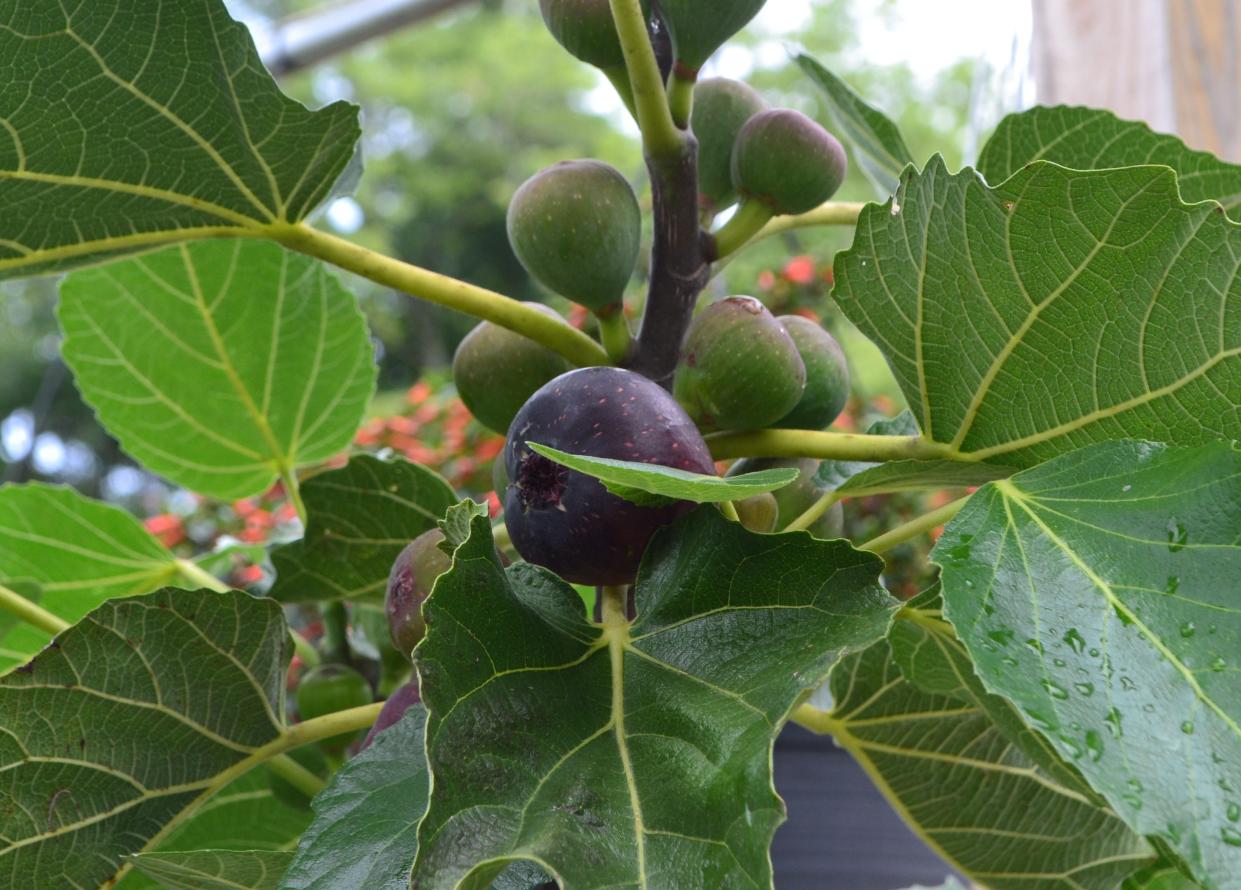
[0,588,289,890]
[0,0,359,280]
[59,241,376,499]
[270,456,457,603]
[978,106,1241,212]
[412,507,892,887]
[129,850,293,890]
[825,639,1154,888]
[935,440,1241,888]
[835,159,1241,466]
[280,708,426,890]
[796,54,915,197]
[528,442,798,506]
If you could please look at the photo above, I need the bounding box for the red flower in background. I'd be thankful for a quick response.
[143,513,185,548]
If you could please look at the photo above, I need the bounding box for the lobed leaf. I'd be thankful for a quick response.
[835,159,1241,466]
[935,440,1241,888]
[528,442,798,506]
[270,456,457,603]
[0,0,359,280]
[977,106,1241,212]
[0,587,289,890]
[129,850,293,890]
[411,507,893,888]
[59,240,376,500]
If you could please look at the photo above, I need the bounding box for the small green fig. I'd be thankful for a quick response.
[774,316,851,429]
[734,492,778,533]
[729,457,817,525]
[507,160,640,314]
[674,296,805,431]
[692,78,767,212]
[732,109,847,215]
[452,303,572,434]
[385,529,451,660]
[658,0,766,73]
[539,0,625,69]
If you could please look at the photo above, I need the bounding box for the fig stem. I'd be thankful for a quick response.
[709,200,865,281]
[599,584,630,626]
[280,464,308,526]
[491,521,512,554]
[859,494,972,555]
[274,223,609,368]
[667,71,695,128]
[608,0,683,160]
[0,581,69,636]
[785,489,842,533]
[596,311,633,363]
[281,702,385,750]
[711,199,775,260]
[707,428,955,463]
[267,753,327,797]
[718,500,740,522]
[789,703,840,735]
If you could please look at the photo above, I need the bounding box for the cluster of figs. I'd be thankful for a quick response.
[384,0,852,661]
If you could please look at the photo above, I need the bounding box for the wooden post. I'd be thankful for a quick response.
[1032,0,1241,159]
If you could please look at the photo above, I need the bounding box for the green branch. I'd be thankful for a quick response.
[608,0,683,159]
[859,494,972,555]
[0,582,69,636]
[267,752,327,797]
[281,702,385,751]
[711,200,865,275]
[708,429,953,463]
[275,224,609,368]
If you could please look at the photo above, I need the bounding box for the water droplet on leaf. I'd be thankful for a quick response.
[1074,682,1095,697]
[1181,721,1195,735]
[1063,628,1086,655]
[1042,680,1069,700]
[1166,518,1188,552]
[1085,730,1104,762]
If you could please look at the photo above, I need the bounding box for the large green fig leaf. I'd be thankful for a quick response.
[116,769,313,890]
[820,638,1155,889]
[0,0,359,281]
[835,159,1241,467]
[270,456,457,603]
[411,505,893,888]
[59,240,376,499]
[977,107,1241,211]
[129,850,293,890]
[0,483,183,670]
[279,707,427,890]
[935,440,1241,889]
[796,54,914,197]
[0,587,289,890]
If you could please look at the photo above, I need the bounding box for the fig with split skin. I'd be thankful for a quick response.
[692,78,767,213]
[774,316,851,430]
[673,296,806,431]
[504,367,715,586]
[732,109,848,216]
[452,303,572,434]
[385,528,452,661]
[507,159,641,317]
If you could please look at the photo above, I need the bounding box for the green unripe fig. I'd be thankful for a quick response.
[734,492,778,533]
[692,78,767,212]
[732,109,848,215]
[729,457,818,527]
[507,160,641,314]
[385,528,451,660]
[674,296,805,431]
[539,0,625,69]
[266,744,329,811]
[658,0,766,73]
[296,663,373,755]
[453,303,572,434]
[774,316,851,429]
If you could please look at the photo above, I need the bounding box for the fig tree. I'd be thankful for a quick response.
[507,160,640,316]
[504,367,715,585]
[692,78,767,212]
[385,529,451,660]
[658,0,766,74]
[673,296,806,431]
[774,316,851,429]
[732,109,848,215]
[452,303,572,434]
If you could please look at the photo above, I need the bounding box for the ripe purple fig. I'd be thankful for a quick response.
[774,316,851,429]
[732,109,847,215]
[504,367,715,585]
[452,303,573,434]
[385,529,451,660]
[673,296,806,431]
[360,680,422,751]
[692,78,767,212]
[507,160,640,315]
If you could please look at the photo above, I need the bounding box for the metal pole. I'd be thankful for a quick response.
[259,0,479,76]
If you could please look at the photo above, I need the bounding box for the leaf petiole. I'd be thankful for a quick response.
[0,582,68,636]
[859,494,972,555]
